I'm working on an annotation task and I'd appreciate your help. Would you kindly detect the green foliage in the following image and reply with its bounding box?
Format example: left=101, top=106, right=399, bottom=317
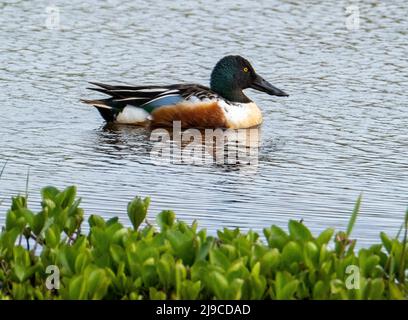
left=127, top=197, right=150, bottom=231
left=0, top=186, right=407, bottom=300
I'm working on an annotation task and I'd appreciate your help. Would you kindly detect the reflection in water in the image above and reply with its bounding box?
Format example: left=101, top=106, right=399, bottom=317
left=97, top=123, right=263, bottom=171
left=149, top=124, right=261, bottom=168
left=93, top=124, right=153, bottom=160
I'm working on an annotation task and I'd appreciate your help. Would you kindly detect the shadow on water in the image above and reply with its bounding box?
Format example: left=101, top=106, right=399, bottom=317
left=93, top=123, right=269, bottom=172
left=92, top=123, right=153, bottom=160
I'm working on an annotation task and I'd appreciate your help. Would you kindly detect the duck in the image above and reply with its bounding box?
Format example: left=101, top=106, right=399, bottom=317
left=81, top=55, right=288, bottom=129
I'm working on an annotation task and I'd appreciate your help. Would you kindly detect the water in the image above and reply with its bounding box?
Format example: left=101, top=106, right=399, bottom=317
left=0, top=0, right=407, bottom=246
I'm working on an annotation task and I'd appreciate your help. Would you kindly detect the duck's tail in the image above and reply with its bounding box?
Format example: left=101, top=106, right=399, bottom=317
left=80, top=98, right=115, bottom=122
left=80, top=98, right=112, bottom=109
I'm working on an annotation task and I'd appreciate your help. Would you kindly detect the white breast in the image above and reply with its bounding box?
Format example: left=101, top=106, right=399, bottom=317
left=219, top=101, right=263, bottom=129
left=116, top=105, right=151, bottom=124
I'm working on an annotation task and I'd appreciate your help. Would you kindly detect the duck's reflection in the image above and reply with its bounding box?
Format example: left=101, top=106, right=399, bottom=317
left=93, top=123, right=152, bottom=157
left=94, top=122, right=262, bottom=170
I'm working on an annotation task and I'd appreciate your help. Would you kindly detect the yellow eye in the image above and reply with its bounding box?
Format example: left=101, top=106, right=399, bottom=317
left=243, top=67, right=249, bottom=73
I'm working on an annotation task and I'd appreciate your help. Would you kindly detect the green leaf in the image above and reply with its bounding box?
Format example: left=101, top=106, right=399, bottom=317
left=127, top=197, right=150, bottom=231
left=288, top=220, right=313, bottom=241
left=217, top=228, right=240, bottom=243
left=260, top=249, right=280, bottom=275
left=41, top=186, right=60, bottom=202
left=313, top=280, right=328, bottom=299
left=347, top=194, right=362, bottom=236
left=22, top=209, right=34, bottom=229
left=68, top=275, right=87, bottom=299
left=11, top=196, right=27, bottom=211
left=13, top=264, right=26, bottom=283
left=304, top=241, right=319, bottom=269
left=109, top=244, right=126, bottom=265
left=167, top=230, right=195, bottom=265
left=316, top=228, right=334, bottom=246
left=195, top=237, right=214, bottom=262
left=87, top=269, right=110, bottom=300
left=281, top=241, right=303, bottom=266
left=210, top=271, right=229, bottom=299
left=5, top=210, right=17, bottom=231
left=248, top=272, right=267, bottom=299
left=263, top=225, right=289, bottom=250
left=57, top=186, right=77, bottom=209
left=157, top=210, right=175, bottom=231
left=368, top=279, right=384, bottom=300
left=157, top=254, right=174, bottom=289
left=209, top=249, right=230, bottom=270
left=45, top=226, right=60, bottom=248
left=149, top=288, right=167, bottom=300
left=0, top=228, right=21, bottom=255
left=229, top=278, right=244, bottom=300
left=363, top=255, right=380, bottom=276
left=141, top=257, right=157, bottom=287
left=227, top=259, right=247, bottom=280
left=251, top=261, right=261, bottom=278
left=180, top=280, right=201, bottom=299
left=88, top=215, right=106, bottom=228
left=75, top=252, right=90, bottom=273
left=175, top=261, right=187, bottom=299
left=279, top=280, right=299, bottom=300
left=389, top=283, right=404, bottom=300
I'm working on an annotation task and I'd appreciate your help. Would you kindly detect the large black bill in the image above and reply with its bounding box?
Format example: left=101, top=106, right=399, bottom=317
left=250, top=74, right=289, bottom=97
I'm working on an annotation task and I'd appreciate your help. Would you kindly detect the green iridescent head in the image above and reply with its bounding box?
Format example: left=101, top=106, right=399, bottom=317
left=210, top=55, right=288, bottom=103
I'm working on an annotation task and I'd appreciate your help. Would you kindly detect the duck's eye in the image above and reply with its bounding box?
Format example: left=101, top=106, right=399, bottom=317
left=243, top=67, right=249, bottom=73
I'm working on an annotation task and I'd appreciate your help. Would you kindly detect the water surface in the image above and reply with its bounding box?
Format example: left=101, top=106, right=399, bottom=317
left=0, top=0, right=407, bottom=246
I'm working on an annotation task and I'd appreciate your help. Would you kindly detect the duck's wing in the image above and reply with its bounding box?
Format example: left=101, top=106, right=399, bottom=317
left=82, top=82, right=220, bottom=113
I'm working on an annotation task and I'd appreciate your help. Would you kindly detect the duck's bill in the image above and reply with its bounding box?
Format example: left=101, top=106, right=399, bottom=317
left=250, top=74, right=289, bottom=97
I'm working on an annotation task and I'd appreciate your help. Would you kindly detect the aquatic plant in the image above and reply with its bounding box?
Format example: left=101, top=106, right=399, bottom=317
left=0, top=186, right=407, bottom=300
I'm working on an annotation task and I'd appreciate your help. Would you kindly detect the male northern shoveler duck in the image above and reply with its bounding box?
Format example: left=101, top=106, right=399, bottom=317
left=81, top=55, right=288, bottom=129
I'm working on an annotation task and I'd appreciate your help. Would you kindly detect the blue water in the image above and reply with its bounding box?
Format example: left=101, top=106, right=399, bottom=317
left=0, top=0, right=407, bottom=246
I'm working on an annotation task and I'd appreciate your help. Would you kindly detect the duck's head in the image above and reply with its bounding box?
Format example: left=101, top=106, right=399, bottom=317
left=210, top=55, right=288, bottom=103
